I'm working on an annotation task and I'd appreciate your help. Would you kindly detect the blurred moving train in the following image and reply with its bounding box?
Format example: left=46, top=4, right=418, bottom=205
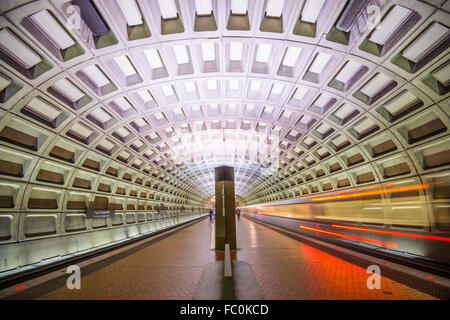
left=241, top=177, right=450, bottom=274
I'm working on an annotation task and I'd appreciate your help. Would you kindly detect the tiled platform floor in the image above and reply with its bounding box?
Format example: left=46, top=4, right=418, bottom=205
left=234, top=217, right=436, bottom=300
left=12, top=217, right=437, bottom=299
left=37, top=219, right=217, bottom=300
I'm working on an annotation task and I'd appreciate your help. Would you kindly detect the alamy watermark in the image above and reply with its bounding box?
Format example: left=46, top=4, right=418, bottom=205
left=366, top=265, right=381, bottom=290
left=66, top=265, right=81, bottom=290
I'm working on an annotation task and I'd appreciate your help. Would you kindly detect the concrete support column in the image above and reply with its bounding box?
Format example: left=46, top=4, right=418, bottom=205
left=215, top=166, right=236, bottom=251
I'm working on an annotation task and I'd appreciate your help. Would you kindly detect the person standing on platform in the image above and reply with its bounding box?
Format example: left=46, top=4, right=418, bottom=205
left=236, top=208, right=240, bottom=220
left=209, top=208, right=213, bottom=221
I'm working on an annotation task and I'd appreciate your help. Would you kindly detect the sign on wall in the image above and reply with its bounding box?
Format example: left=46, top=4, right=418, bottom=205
left=86, top=209, right=115, bottom=219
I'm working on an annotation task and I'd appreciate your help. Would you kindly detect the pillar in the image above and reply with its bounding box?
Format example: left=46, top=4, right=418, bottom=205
left=215, top=166, right=236, bottom=251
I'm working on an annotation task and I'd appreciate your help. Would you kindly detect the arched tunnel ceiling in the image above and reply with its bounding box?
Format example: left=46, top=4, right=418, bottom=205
left=0, top=0, right=449, bottom=203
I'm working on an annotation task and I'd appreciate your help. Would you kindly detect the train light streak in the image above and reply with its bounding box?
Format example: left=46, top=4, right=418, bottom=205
left=310, top=182, right=444, bottom=201
left=298, top=225, right=398, bottom=247
left=302, top=183, right=396, bottom=200
left=331, top=224, right=450, bottom=242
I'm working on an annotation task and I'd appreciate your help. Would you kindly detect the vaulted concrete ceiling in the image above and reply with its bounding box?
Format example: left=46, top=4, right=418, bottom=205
left=0, top=0, right=448, bottom=204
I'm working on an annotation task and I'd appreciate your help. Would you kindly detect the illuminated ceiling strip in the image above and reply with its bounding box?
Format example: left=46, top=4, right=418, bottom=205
left=116, top=0, right=143, bottom=26
left=301, top=0, right=326, bottom=23
left=266, top=0, right=285, bottom=18
left=402, top=22, right=449, bottom=63
left=29, top=10, right=75, bottom=50
left=231, top=0, right=248, bottom=15
left=369, top=5, right=412, bottom=45
left=158, top=0, right=178, bottom=19
left=331, top=224, right=450, bottom=242
left=0, top=28, right=41, bottom=69
left=195, top=0, right=213, bottom=16
left=144, top=49, right=163, bottom=69
left=299, top=225, right=398, bottom=247
left=310, top=182, right=444, bottom=201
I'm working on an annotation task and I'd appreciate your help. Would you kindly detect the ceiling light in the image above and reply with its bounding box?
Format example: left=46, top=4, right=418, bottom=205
left=154, top=112, right=164, bottom=120
left=249, top=80, right=262, bottom=91
left=144, top=49, right=163, bottom=69
left=353, top=118, right=377, bottom=135
left=201, top=42, right=215, bottom=61
left=0, top=28, right=41, bottom=69
left=256, top=43, right=272, bottom=63
left=158, top=0, right=178, bottom=19
left=173, top=45, right=189, bottom=64
left=99, top=139, right=115, bottom=151
left=303, top=136, right=314, bottom=145
left=82, top=65, right=110, bottom=88
left=228, top=79, right=239, bottom=90
left=266, top=0, right=285, bottom=18
left=206, top=79, right=218, bottom=90
left=301, top=0, right=326, bottom=23
left=402, top=22, right=449, bottom=63
left=264, top=106, right=274, bottom=113
left=293, top=87, right=308, bottom=100
left=282, top=110, right=292, bottom=118
left=231, top=0, right=248, bottom=15
left=52, top=78, right=85, bottom=102
left=271, top=83, right=284, bottom=95
left=314, top=94, right=333, bottom=108
left=138, top=90, right=153, bottom=102
left=133, top=118, right=147, bottom=127
left=316, top=123, right=332, bottom=134
left=91, top=108, right=111, bottom=123
left=309, top=52, right=332, bottom=73
left=70, top=123, right=93, bottom=139
left=335, top=60, right=362, bottom=83
left=229, top=42, right=243, bottom=60
left=114, top=97, right=132, bottom=111
left=360, top=73, right=391, bottom=97
left=282, top=47, right=302, bottom=67
left=116, top=0, right=143, bottom=26
left=383, top=90, right=418, bottom=116
left=332, top=135, right=348, bottom=147
left=195, top=0, right=213, bottom=16
left=113, top=55, right=136, bottom=77
left=161, top=84, right=175, bottom=96
left=184, top=81, right=196, bottom=92
left=28, top=10, right=75, bottom=50
left=334, top=103, right=355, bottom=119
left=25, top=97, right=61, bottom=122
left=369, top=5, right=413, bottom=46
left=115, top=127, right=130, bottom=138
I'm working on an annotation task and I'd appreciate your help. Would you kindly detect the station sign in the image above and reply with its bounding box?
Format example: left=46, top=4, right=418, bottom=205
left=86, top=209, right=115, bottom=219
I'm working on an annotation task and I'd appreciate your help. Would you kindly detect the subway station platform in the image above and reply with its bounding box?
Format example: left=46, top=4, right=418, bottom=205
left=1, top=216, right=446, bottom=300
